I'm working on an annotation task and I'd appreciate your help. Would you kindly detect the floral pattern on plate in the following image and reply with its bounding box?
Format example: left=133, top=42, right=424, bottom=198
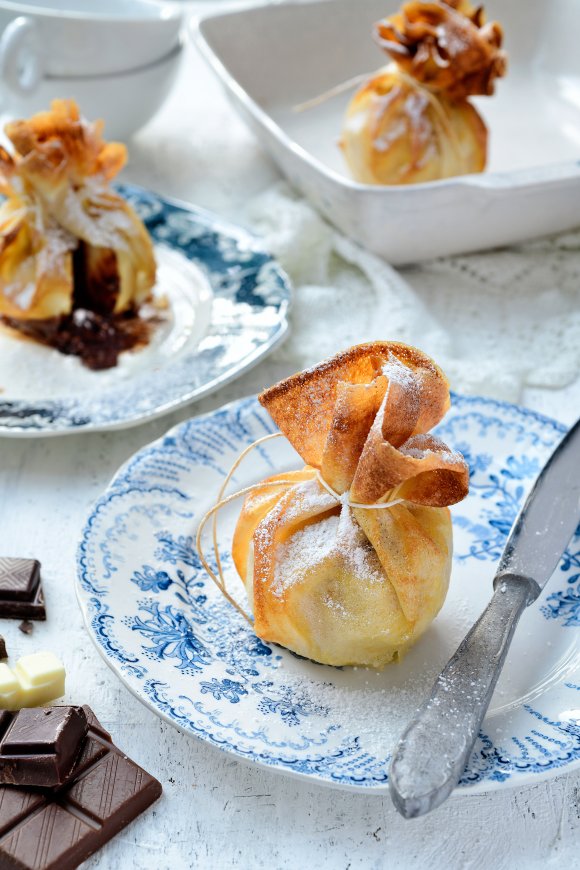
left=76, top=394, right=580, bottom=792
left=0, top=185, right=290, bottom=436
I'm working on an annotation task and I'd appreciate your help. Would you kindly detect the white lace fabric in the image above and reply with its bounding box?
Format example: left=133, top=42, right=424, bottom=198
left=246, top=184, right=580, bottom=404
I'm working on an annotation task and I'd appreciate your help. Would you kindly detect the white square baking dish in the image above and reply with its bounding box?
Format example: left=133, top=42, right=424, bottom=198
left=195, top=0, right=580, bottom=264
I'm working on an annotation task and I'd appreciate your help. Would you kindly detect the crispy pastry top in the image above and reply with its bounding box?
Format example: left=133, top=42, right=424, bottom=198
left=374, top=1, right=507, bottom=100
left=259, top=342, right=469, bottom=507
left=0, top=100, right=155, bottom=320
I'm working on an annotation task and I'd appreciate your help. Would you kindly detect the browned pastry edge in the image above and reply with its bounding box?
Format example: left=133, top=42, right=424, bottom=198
left=374, top=0, right=507, bottom=99
left=259, top=342, right=468, bottom=506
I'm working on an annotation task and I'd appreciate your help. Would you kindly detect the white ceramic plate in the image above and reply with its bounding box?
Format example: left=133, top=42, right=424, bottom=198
left=0, top=184, right=290, bottom=436
left=195, top=0, right=580, bottom=264
left=76, top=393, right=580, bottom=793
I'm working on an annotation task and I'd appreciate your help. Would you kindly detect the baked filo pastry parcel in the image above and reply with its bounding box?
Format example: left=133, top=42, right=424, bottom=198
left=341, top=0, right=506, bottom=184
left=0, top=99, right=155, bottom=321
left=233, top=342, right=469, bottom=668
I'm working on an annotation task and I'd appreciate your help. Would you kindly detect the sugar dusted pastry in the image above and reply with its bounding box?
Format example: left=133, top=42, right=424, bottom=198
left=341, top=66, right=487, bottom=185
left=341, top=0, right=506, bottom=185
left=374, top=0, right=505, bottom=100
left=0, top=99, right=156, bottom=368
left=232, top=342, right=469, bottom=668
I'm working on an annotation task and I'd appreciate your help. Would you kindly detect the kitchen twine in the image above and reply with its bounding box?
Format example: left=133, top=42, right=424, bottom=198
left=293, top=65, right=464, bottom=164
left=195, top=432, right=405, bottom=626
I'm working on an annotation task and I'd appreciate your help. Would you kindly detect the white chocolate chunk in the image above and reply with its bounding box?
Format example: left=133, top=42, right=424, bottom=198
left=15, top=652, right=65, bottom=706
left=0, top=652, right=65, bottom=709
left=15, top=652, right=64, bottom=689
left=0, top=663, right=22, bottom=709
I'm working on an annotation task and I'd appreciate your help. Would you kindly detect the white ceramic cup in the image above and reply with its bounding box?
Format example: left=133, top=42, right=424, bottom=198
left=0, top=0, right=183, bottom=91
left=0, top=44, right=183, bottom=141
left=0, top=0, right=184, bottom=140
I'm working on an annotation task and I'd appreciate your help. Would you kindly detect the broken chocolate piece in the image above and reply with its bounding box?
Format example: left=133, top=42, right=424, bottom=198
left=0, top=706, right=162, bottom=869
left=0, top=706, right=88, bottom=788
left=0, top=558, right=46, bottom=620
left=0, top=638, right=6, bottom=660
left=18, top=621, right=33, bottom=636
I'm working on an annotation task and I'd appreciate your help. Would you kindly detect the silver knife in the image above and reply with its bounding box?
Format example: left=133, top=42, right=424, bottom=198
left=389, top=417, right=580, bottom=819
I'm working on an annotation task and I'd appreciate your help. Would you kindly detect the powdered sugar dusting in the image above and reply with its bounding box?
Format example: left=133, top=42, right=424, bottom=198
left=273, top=513, right=339, bottom=596
left=36, top=221, right=77, bottom=278
left=272, top=499, right=384, bottom=599
left=436, top=20, right=471, bottom=59
left=58, top=183, right=134, bottom=251
left=382, top=351, right=417, bottom=393
left=400, top=433, right=466, bottom=465
left=337, top=500, right=384, bottom=584
left=280, top=477, right=335, bottom=524
left=382, top=351, right=421, bottom=418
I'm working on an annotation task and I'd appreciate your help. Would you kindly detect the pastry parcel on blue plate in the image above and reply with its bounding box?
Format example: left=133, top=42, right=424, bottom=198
left=232, top=342, right=469, bottom=668
left=0, top=99, right=157, bottom=369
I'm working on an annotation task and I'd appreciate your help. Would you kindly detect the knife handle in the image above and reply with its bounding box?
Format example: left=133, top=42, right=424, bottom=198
left=389, top=574, right=533, bottom=818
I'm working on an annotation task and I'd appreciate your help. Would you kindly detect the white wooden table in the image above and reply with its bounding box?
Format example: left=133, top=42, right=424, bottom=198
left=1, top=9, right=579, bottom=868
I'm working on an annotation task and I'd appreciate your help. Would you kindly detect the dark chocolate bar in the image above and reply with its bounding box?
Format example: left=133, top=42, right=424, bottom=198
left=0, top=707, right=88, bottom=788
left=0, top=705, right=162, bottom=869
left=0, top=638, right=6, bottom=660
left=0, top=558, right=46, bottom=620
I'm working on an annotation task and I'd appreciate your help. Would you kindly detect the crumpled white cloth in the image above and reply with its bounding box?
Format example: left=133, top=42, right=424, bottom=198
left=246, top=183, right=580, bottom=402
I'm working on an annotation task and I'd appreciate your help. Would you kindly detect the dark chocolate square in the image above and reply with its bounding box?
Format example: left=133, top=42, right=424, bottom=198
left=69, top=735, right=108, bottom=780
left=0, top=787, right=46, bottom=837
left=0, top=706, right=162, bottom=870
left=0, top=707, right=88, bottom=788
left=0, top=803, right=94, bottom=868
left=0, top=559, right=40, bottom=601
left=0, top=558, right=45, bottom=620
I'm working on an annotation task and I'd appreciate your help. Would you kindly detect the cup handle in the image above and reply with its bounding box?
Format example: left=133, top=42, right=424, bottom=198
left=0, top=16, right=44, bottom=96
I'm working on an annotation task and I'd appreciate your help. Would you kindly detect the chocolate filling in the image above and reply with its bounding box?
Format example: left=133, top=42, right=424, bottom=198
left=3, top=308, right=154, bottom=371
left=1, top=242, right=158, bottom=370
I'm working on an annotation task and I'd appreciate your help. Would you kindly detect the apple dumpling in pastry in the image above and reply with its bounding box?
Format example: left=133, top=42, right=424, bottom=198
left=341, top=0, right=506, bottom=184
left=232, top=342, right=469, bottom=668
left=0, top=99, right=157, bottom=369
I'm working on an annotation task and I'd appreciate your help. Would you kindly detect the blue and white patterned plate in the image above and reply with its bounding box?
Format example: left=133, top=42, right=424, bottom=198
left=0, top=184, right=290, bottom=436
left=76, top=394, right=580, bottom=793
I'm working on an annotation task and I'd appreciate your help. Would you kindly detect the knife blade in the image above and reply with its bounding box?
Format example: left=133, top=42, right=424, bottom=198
left=388, top=417, right=580, bottom=819
left=496, top=417, right=580, bottom=599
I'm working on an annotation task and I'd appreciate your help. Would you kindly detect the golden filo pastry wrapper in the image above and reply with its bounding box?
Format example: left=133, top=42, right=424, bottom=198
left=0, top=99, right=155, bottom=320
left=0, top=187, right=75, bottom=320
left=341, top=1, right=506, bottom=184
left=374, top=0, right=506, bottom=100
left=232, top=342, right=469, bottom=668
left=341, top=65, right=487, bottom=185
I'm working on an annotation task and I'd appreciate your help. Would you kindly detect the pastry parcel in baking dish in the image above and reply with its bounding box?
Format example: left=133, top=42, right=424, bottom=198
left=341, top=0, right=507, bottom=184
left=232, top=343, right=469, bottom=668
left=0, top=99, right=157, bottom=369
